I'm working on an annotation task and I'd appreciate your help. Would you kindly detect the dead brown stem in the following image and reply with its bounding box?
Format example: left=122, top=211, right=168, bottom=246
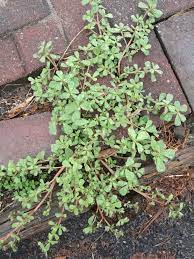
left=100, top=159, right=115, bottom=175
left=137, top=207, right=165, bottom=237
left=132, top=189, right=164, bottom=206
left=47, top=56, right=58, bottom=71
left=97, top=205, right=110, bottom=226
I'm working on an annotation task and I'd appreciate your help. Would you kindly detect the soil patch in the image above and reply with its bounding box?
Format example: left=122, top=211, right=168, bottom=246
left=0, top=194, right=193, bottom=259
left=0, top=83, right=51, bottom=120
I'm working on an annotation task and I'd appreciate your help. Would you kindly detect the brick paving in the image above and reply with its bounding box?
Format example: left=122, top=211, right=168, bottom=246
left=14, top=16, right=67, bottom=73
left=0, top=113, right=56, bottom=165
left=0, top=38, right=25, bottom=85
left=0, top=0, right=50, bottom=36
left=156, top=11, right=194, bottom=110
left=0, top=0, right=193, bottom=164
left=50, top=0, right=88, bottom=41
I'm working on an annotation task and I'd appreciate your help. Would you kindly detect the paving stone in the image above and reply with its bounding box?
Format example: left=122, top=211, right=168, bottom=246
left=0, top=113, right=57, bottom=165
left=51, top=0, right=89, bottom=46
left=0, top=38, right=25, bottom=86
left=14, top=16, right=68, bottom=74
left=103, top=0, right=194, bottom=25
left=0, top=0, right=50, bottom=36
left=156, top=11, right=194, bottom=110
left=157, top=0, right=194, bottom=19
left=131, top=31, right=189, bottom=108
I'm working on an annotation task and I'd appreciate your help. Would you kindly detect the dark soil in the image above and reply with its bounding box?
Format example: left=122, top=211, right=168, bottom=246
left=0, top=82, right=51, bottom=121
left=0, top=83, right=31, bottom=117
left=1, top=195, right=193, bottom=259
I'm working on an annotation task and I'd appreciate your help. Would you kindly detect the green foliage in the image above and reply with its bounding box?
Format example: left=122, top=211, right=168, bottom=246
left=168, top=202, right=184, bottom=219
left=0, top=0, right=187, bottom=254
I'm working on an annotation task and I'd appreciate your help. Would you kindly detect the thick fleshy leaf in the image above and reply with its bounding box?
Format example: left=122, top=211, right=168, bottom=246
left=137, top=131, right=150, bottom=141
left=164, top=149, right=175, bottom=160
left=128, top=128, right=136, bottom=139
left=155, top=158, right=166, bottom=173
left=175, top=114, right=182, bottom=126
left=138, top=2, right=148, bottom=9
left=119, top=186, right=128, bottom=196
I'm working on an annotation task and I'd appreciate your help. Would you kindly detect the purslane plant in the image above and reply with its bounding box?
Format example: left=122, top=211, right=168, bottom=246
left=0, top=0, right=187, bottom=254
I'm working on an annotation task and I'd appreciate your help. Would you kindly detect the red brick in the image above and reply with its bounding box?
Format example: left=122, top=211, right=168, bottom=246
left=102, top=0, right=194, bottom=24
left=0, top=38, right=25, bottom=86
left=0, top=113, right=57, bottom=165
left=14, top=16, right=68, bottom=73
left=0, top=0, right=50, bottom=36
left=51, top=0, right=89, bottom=47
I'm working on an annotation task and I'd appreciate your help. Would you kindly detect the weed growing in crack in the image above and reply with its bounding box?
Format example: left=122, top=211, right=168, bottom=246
left=0, top=0, right=187, bottom=254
